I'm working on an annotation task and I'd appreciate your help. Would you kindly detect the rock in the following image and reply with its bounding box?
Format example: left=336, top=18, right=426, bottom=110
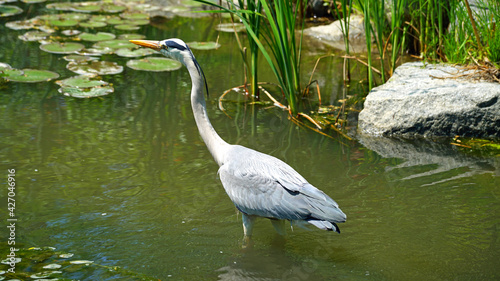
left=303, top=14, right=369, bottom=52
left=358, top=62, right=500, bottom=138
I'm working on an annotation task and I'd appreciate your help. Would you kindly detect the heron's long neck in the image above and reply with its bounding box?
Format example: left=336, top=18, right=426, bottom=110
left=185, top=59, right=228, bottom=166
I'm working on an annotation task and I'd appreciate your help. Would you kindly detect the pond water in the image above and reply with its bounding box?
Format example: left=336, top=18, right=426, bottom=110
left=1, top=3, right=499, bottom=281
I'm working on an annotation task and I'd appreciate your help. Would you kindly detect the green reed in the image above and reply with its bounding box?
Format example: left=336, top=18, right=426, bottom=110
left=195, top=0, right=306, bottom=116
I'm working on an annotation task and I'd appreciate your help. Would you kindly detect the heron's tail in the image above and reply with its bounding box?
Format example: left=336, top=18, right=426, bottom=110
left=306, top=219, right=341, bottom=233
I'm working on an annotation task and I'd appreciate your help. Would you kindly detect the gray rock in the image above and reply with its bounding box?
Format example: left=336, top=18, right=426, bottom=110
left=303, top=14, right=369, bottom=52
left=358, top=62, right=500, bottom=138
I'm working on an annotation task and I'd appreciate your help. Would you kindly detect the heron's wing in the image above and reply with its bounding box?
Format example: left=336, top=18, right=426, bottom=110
left=218, top=145, right=346, bottom=227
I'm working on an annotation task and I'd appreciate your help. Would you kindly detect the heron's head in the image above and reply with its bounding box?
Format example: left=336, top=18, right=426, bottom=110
left=130, top=38, right=193, bottom=65
left=130, top=38, right=209, bottom=96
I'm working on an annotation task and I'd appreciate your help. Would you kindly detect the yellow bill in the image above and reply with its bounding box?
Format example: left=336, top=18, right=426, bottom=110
left=129, top=40, right=161, bottom=51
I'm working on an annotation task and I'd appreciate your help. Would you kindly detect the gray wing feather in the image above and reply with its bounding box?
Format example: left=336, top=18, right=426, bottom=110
left=218, top=145, right=346, bottom=230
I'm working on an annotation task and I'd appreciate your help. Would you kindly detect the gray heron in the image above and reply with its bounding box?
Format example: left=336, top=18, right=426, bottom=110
left=130, top=38, right=346, bottom=244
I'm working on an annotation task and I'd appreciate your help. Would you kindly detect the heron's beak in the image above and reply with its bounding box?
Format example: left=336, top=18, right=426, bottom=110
left=129, top=40, right=161, bottom=51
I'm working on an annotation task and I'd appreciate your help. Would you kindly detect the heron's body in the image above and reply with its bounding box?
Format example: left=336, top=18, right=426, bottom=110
left=130, top=38, right=346, bottom=242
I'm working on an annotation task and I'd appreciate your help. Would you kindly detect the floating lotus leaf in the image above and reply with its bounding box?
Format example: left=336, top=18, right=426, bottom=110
left=46, top=2, right=74, bottom=11
left=78, top=32, right=115, bottom=42
left=3, top=69, right=60, bottom=83
left=102, top=4, right=126, bottom=13
left=60, top=84, right=114, bottom=98
left=5, top=20, right=36, bottom=30
left=93, top=39, right=136, bottom=50
left=90, top=15, right=107, bottom=22
left=114, top=24, right=140, bottom=31
left=40, top=42, right=85, bottom=54
left=115, top=48, right=154, bottom=58
left=59, top=12, right=90, bottom=21
left=0, top=5, right=23, bottom=17
left=118, top=33, right=145, bottom=40
left=49, top=19, right=79, bottom=27
left=120, top=12, right=149, bottom=20
left=124, top=19, right=149, bottom=26
left=62, top=54, right=98, bottom=62
left=79, top=21, right=107, bottom=28
left=0, top=0, right=19, bottom=3
left=1, top=68, right=23, bottom=77
left=22, top=0, right=46, bottom=3
left=0, top=62, right=13, bottom=70
left=18, top=31, right=50, bottom=42
left=37, top=14, right=60, bottom=21
left=67, top=60, right=123, bottom=75
left=72, top=3, right=101, bottom=13
left=126, top=57, right=182, bottom=72
left=77, top=47, right=113, bottom=56
left=188, top=41, right=221, bottom=50
left=61, top=29, right=81, bottom=36
left=106, top=16, right=123, bottom=25
left=216, top=23, right=246, bottom=33
left=56, top=75, right=108, bottom=88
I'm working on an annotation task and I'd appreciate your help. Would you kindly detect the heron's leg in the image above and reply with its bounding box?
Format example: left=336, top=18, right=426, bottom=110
left=270, top=219, right=286, bottom=236
left=242, top=213, right=256, bottom=248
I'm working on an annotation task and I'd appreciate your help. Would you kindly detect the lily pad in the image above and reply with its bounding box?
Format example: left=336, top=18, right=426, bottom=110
left=3, top=68, right=60, bottom=83
left=124, top=19, right=149, bottom=26
left=60, top=12, right=89, bottom=21
left=115, top=48, right=154, bottom=58
left=79, top=21, right=107, bottom=28
left=0, top=5, right=23, bottom=17
left=106, top=16, right=123, bottom=25
left=78, top=32, right=115, bottom=42
left=56, top=75, right=108, bottom=88
left=22, top=0, right=47, bottom=3
left=102, top=4, right=126, bottom=13
left=0, top=62, right=13, bottom=70
left=40, top=42, right=85, bottom=54
left=46, top=2, right=74, bottom=11
left=188, top=41, right=221, bottom=50
left=49, top=19, right=79, bottom=27
left=62, top=54, right=98, bottom=62
left=67, top=60, right=123, bottom=75
left=118, top=33, right=145, bottom=40
left=61, top=29, right=81, bottom=36
left=126, top=57, right=182, bottom=72
left=18, top=31, right=50, bottom=42
left=5, top=19, right=36, bottom=30
left=114, top=24, right=140, bottom=31
left=76, top=47, right=113, bottom=56
left=72, top=3, right=101, bottom=13
left=120, top=12, right=149, bottom=20
left=93, top=39, right=137, bottom=50
left=60, top=85, right=114, bottom=98
left=216, top=23, right=246, bottom=33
